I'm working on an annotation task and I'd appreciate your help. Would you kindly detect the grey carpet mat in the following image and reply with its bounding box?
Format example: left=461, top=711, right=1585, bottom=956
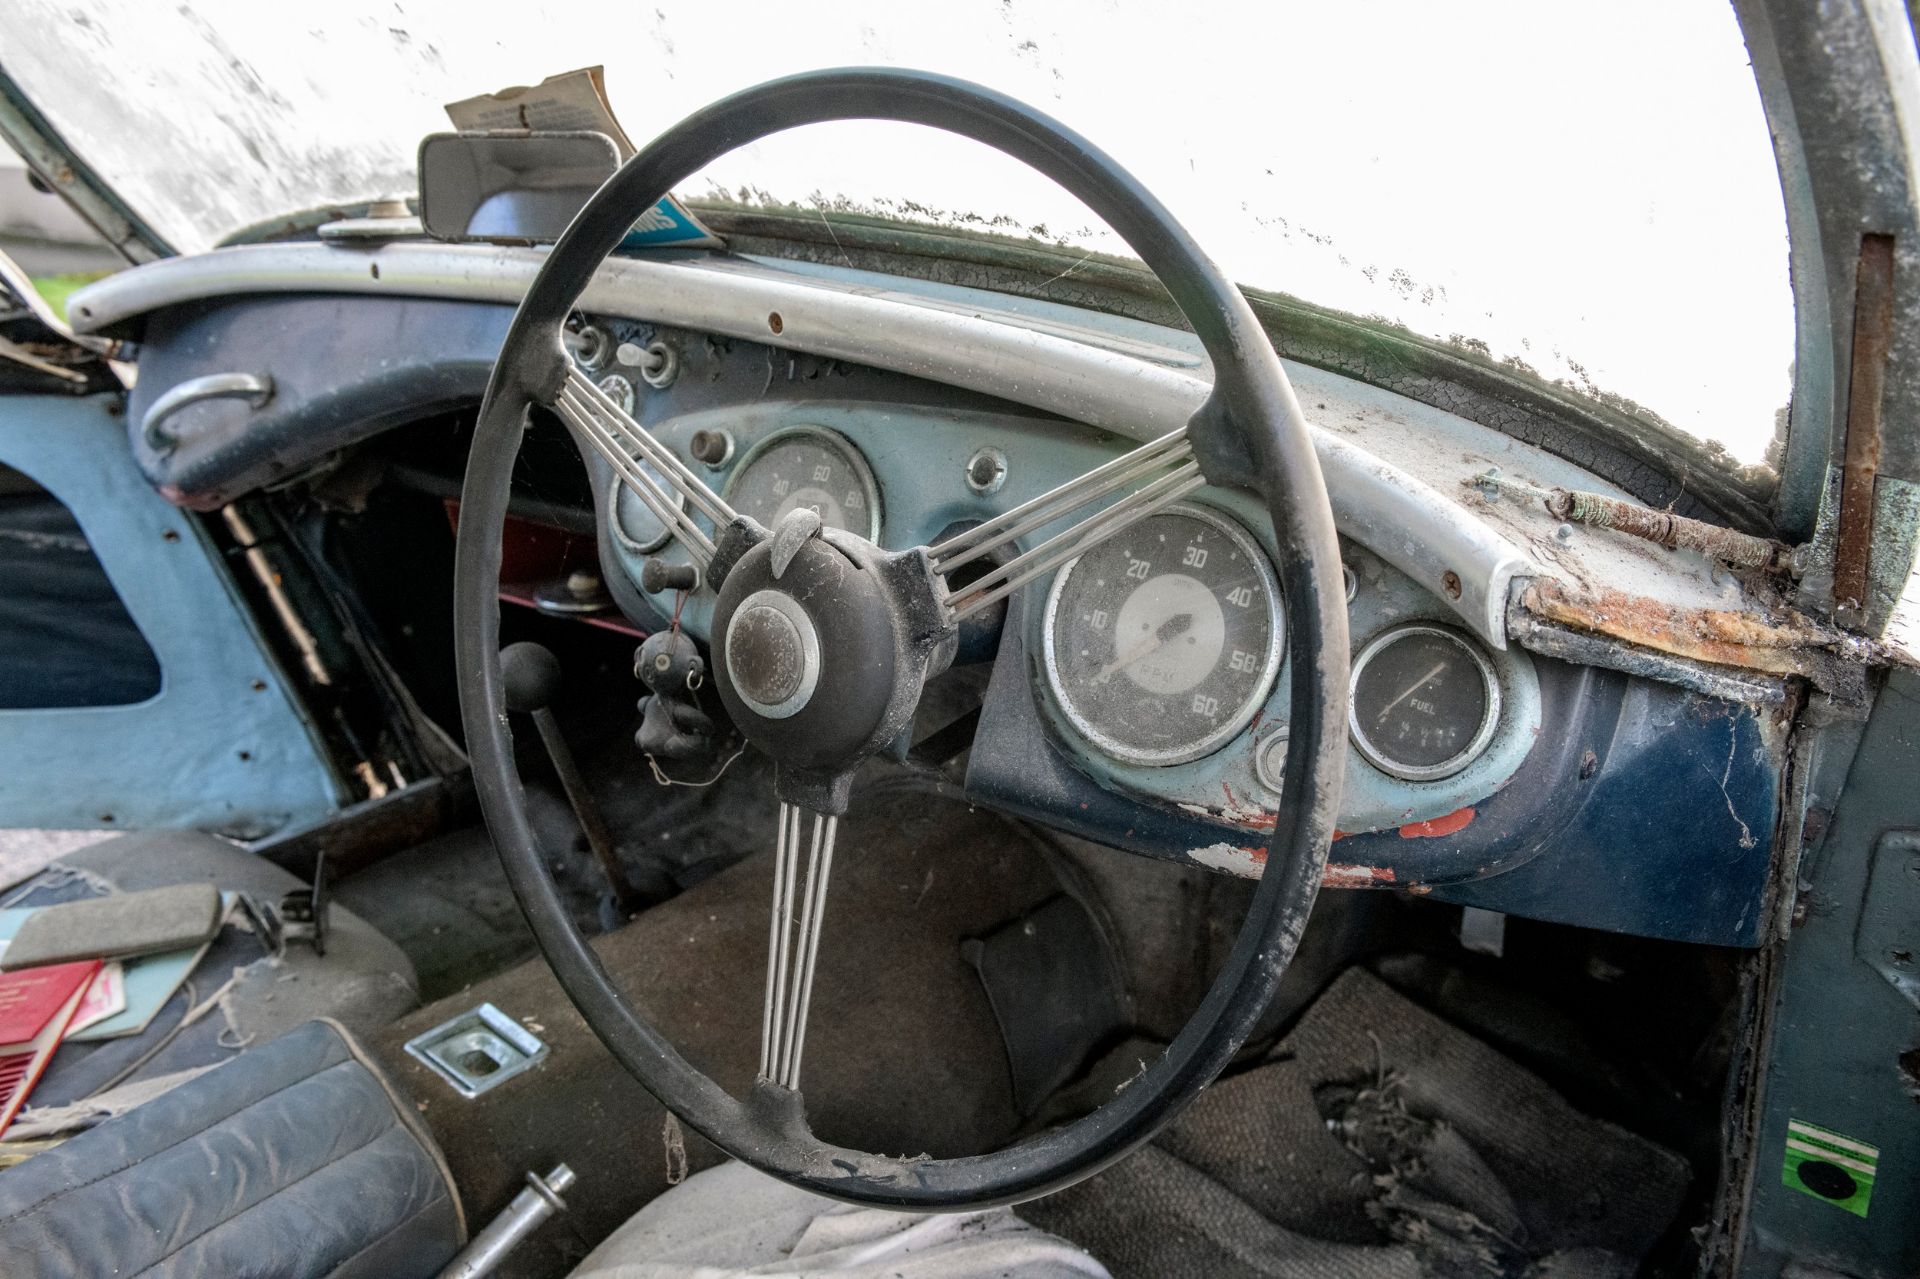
left=1020, top=968, right=1690, bottom=1279
left=370, top=787, right=1069, bottom=1278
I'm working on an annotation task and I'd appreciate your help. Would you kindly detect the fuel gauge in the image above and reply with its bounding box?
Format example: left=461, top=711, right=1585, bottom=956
left=1349, top=624, right=1499, bottom=781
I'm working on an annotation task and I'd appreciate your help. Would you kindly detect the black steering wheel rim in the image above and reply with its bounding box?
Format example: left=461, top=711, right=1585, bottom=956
left=454, top=67, right=1349, bottom=1209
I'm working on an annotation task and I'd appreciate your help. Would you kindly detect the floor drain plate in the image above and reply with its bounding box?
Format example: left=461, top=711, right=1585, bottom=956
left=403, top=1002, right=549, bottom=1098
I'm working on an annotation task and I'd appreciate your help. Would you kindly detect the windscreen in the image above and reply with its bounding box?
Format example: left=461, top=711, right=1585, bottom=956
left=2, top=0, right=1791, bottom=468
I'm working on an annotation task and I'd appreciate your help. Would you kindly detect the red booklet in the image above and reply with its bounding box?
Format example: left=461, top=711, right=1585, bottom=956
left=0, top=959, right=101, bottom=1137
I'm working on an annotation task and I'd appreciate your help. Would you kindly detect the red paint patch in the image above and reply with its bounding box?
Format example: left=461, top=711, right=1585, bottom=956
left=1322, top=863, right=1396, bottom=888
left=1398, top=807, right=1476, bottom=839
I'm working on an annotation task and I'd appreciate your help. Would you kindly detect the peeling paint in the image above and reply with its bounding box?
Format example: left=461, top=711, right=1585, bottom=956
left=1187, top=842, right=1267, bottom=877
left=1398, top=806, right=1476, bottom=839
left=1187, top=844, right=1400, bottom=888
left=1323, top=863, right=1397, bottom=887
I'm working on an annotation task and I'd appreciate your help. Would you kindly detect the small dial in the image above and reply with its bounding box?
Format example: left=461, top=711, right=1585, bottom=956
left=607, top=459, right=684, bottom=555
left=1043, top=505, right=1283, bottom=766
left=723, top=427, right=881, bottom=541
left=1349, top=624, right=1500, bottom=781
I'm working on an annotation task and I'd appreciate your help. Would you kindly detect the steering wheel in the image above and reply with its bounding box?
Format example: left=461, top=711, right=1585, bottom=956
left=454, top=68, right=1349, bottom=1210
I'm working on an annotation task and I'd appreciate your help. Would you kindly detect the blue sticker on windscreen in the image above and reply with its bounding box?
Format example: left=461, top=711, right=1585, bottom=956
left=621, top=196, right=721, bottom=249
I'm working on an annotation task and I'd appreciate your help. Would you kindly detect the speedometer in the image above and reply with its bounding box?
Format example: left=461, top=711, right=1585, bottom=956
left=1042, top=505, right=1283, bottom=766
left=724, top=427, right=881, bottom=541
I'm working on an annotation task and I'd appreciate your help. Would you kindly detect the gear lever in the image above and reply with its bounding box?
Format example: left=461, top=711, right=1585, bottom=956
left=500, top=642, right=643, bottom=913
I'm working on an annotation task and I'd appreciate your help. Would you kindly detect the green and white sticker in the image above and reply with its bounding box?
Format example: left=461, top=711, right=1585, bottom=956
left=1782, top=1118, right=1878, bottom=1218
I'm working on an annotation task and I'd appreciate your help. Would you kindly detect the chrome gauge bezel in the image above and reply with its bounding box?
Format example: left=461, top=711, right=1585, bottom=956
left=1041, top=502, right=1285, bottom=767
left=605, top=459, right=686, bottom=556
left=721, top=425, right=883, bottom=543
left=1348, top=623, right=1501, bottom=782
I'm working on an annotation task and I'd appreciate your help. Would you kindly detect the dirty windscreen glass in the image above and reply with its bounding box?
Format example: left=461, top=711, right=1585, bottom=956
left=4, top=0, right=1791, bottom=468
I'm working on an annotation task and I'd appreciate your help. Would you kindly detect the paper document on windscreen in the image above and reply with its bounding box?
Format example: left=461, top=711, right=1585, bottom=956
left=446, top=67, right=721, bottom=249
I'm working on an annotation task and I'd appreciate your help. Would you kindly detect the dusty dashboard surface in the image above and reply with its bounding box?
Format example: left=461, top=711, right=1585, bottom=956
left=68, top=240, right=1843, bottom=947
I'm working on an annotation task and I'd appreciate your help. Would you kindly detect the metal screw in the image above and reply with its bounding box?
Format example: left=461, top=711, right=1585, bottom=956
left=966, top=447, right=1008, bottom=495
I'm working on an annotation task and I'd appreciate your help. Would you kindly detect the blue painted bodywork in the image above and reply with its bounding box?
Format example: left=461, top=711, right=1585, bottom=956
left=1736, top=669, right=1920, bottom=1273
left=1422, top=685, right=1781, bottom=945
left=0, top=394, right=344, bottom=838
left=969, top=593, right=1780, bottom=947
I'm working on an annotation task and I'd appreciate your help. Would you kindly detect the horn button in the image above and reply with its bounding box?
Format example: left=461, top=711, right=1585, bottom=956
left=724, top=590, right=819, bottom=718
left=711, top=533, right=902, bottom=782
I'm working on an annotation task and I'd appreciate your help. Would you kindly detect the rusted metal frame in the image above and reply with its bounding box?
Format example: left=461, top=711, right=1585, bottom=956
left=1505, top=606, right=1791, bottom=708
left=1514, top=579, right=1884, bottom=708
left=1833, top=234, right=1895, bottom=621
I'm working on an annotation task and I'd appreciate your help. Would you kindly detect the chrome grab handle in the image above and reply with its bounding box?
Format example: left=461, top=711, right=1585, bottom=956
left=142, top=372, right=273, bottom=451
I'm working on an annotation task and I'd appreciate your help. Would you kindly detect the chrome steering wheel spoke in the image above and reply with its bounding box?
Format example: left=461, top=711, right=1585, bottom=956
left=928, top=426, right=1204, bottom=621
left=552, top=364, right=734, bottom=567
left=759, top=801, right=839, bottom=1091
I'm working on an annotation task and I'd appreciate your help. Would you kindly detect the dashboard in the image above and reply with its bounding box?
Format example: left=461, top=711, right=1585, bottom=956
left=582, top=320, right=1544, bottom=847
left=74, top=242, right=1790, bottom=949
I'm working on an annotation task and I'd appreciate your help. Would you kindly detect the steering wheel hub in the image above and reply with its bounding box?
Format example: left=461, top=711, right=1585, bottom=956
left=710, top=534, right=905, bottom=789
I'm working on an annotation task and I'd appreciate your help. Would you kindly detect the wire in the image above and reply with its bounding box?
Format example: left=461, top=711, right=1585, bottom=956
left=645, top=743, right=747, bottom=789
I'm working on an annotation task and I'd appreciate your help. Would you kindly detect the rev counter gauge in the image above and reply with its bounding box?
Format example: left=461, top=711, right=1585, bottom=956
left=1349, top=624, right=1499, bottom=781
left=723, top=427, right=881, bottom=542
left=1043, top=505, right=1283, bottom=766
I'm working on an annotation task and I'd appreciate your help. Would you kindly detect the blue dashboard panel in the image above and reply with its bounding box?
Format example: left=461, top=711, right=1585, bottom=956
left=597, top=347, right=1539, bottom=834
left=588, top=324, right=1781, bottom=947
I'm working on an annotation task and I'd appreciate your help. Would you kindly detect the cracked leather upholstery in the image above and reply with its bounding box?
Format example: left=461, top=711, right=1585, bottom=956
left=0, top=1019, right=463, bottom=1278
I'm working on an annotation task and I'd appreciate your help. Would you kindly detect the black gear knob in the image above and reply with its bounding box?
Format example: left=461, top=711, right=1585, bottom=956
left=500, top=641, right=563, bottom=714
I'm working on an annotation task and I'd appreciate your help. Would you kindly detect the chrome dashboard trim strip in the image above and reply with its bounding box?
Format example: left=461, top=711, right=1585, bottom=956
left=70, top=242, right=1537, bottom=646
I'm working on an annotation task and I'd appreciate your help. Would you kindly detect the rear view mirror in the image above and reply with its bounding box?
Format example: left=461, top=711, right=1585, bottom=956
left=416, top=131, right=620, bottom=244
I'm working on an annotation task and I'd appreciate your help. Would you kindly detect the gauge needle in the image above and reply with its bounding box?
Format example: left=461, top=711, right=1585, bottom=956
left=1375, top=662, right=1447, bottom=723
left=1092, top=612, right=1193, bottom=685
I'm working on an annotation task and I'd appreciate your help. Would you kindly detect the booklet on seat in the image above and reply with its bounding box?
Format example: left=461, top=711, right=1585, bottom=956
left=0, top=959, right=101, bottom=1136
